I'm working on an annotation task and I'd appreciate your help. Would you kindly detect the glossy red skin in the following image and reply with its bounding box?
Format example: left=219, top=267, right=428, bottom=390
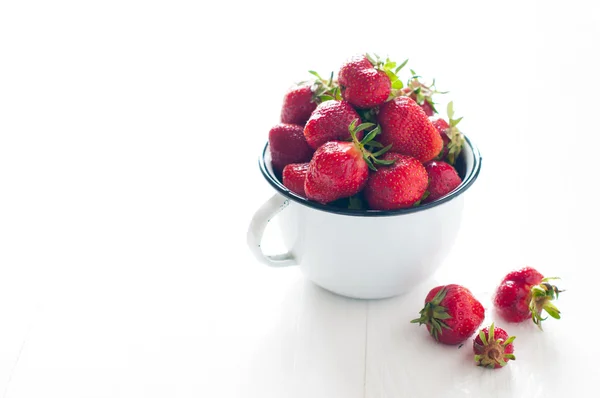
left=430, top=117, right=451, bottom=159
left=377, top=96, right=443, bottom=163
left=494, top=267, right=544, bottom=323
left=423, top=161, right=462, bottom=203
left=338, top=55, right=391, bottom=109
left=425, top=284, right=485, bottom=345
left=304, top=141, right=368, bottom=204
left=364, top=153, right=428, bottom=210
left=420, top=101, right=434, bottom=116
left=473, top=326, right=515, bottom=369
left=269, top=123, right=314, bottom=173
left=282, top=163, right=309, bottom=197
left=280, top=84, right=317, bottom=125
left=304, top=100, right=362, bottom=150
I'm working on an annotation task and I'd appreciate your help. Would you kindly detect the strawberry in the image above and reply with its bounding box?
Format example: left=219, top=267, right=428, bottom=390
left=422, top=161, right=462, bottom=203
left=400, top=72, right=445, bottom=116
left=430, top=102, right=465, bottom=165
left=268, top=123, right=314, bottom=173
left=364, top=153, right=428, bottom=210
left=280, top=83, right=318, bottom=125
left=411, top=284, right=485, bottom=345
left=493, top=266, right=563, bottom=330
left=338, top=55, right=391, bottom=109
left=303, top=100, right=363, bottom=150
left=304, top=122, right=393, bottom=204
left=377, top=96, right=443, bottom=163
left=282, top=163, right=309, bottom=197
left=430, top=117, right=451, bottom=158
left=473, top=323, right=516, bottom=369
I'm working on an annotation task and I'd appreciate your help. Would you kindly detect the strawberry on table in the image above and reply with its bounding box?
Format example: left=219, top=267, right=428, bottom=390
left=377, top=96, right=443, bottom=163
left=268, top=123, right=314, bottom=173
left=282, top=163, right=309, bottom=197
left=423, top=160, right=462, bottom=203
left=304, top=121, right=393, bottom=204
left=473, top=323, right=516, bottom=369
left=493, top=267, right=564, bottom=330
left=364, top=153, right=428, bottom=210
left=303, top=100, right=363, bottom=150
left=411, top=284, right=485, bottom=345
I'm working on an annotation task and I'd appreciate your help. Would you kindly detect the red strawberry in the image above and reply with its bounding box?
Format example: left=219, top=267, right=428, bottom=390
left=411, top=284, right=485, bottom=345
left=430, top=102, right=465, bottom=164
left=304, top=122, right=392, bottom=204
left=377, top=96, right=443, bottom=163
left=400, top=74, right=442, bottom=116
left=364, top=153, right=428, bottom=210
left=303, top=100, right=362, bottom=150
left=431, top=117, right=451, bottom=158
left=338, top=55, right=391, bottom=109
left=282, top=163, right=309, bottom=197
left=423, top=161, right=462, bottom=203
left=280, top=83, right=318, bottom=125
left=493, top=266, right=563, bottom=329
left=305, top=141, right=368, bottom=204
left=473, top=323, right=516, bottom=369
left=269, top=123, right=314, bottom=173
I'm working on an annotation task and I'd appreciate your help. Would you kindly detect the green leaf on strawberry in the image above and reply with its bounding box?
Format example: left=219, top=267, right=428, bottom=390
left=445, top=101, right=465, bottom=165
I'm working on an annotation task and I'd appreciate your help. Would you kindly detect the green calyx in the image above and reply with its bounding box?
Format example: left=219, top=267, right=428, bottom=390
left=308, top=70, right=341, bottom=103
left=413, top=190, right=430, bottom=207
left=529, top=277, right=564, bottom=330
left=401, top=70, right=448, bottom=113
left=348, top=119, right=394, bottom=171
left=410, top=287, right=452, bottom=341
left=474, top=323, right=516, bottom=369
left=445, top=101, right=465, bottom=165
left=365, top=53, right=408, bottom=99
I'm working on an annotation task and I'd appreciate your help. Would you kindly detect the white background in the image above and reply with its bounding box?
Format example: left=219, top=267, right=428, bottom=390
left=1, top=0, right=599, bottom=397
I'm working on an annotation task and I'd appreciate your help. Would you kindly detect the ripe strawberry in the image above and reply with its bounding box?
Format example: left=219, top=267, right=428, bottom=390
left=473, top=323, right=516, bottom=369
left=377, top=96, right=443, bottom=163
left=423, top=161, right=462, bottom=203
left=364, top=153, right=428, bottom=210
left=400, top=73, right=444, bottom=116
left=338, top=55, right=391, bottom=109
left=493, top=267, right=563, bottom=330
left=305, top=122, right=393, bottom=204
left=282, top=163, right=309, bottom=197
left=280, top=83, right=318, bottom=125
left=303, top=100, right=363, bottom=150
left=430, top=102, right=465, bottom=164
left=269, top=123, right=314, bottom=173
left=430, top=117, right=451, bottom=158
left=411, top=284, right=485, bottom=345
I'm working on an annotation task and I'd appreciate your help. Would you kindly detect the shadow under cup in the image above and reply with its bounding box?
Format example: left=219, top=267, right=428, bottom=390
left=252, top=136, right=482, bottom=299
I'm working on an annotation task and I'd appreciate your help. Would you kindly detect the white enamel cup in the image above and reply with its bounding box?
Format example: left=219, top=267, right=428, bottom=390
left=247, top=136, right=482, bottom=299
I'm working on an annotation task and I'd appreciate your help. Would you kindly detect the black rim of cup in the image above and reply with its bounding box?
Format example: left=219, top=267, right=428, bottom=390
left=259, top=135, right=482, bottom=217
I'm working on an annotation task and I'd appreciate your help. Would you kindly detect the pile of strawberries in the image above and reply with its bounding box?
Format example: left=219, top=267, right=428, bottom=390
left=269, top=54, right=465, bottom=210
left=412, top=266, right=564, bottom=369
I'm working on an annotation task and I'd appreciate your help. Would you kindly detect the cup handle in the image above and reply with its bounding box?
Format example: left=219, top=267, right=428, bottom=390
left=247, top=194, right=297, bottom=267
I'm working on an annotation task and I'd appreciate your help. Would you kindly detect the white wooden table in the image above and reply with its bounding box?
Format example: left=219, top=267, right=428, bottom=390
left=1, top=1, right=599, bottom=397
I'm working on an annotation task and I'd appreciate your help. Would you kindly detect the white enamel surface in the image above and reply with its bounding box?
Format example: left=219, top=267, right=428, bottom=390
left=278, top=197, right=465, bottom=299
left=247, top=194, right=296, bottom=267
left=2, top=1, right=600, bottom=397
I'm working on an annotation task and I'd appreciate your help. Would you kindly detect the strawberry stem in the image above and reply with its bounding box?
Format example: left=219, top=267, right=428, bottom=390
left=410, top=287, right=453, bottom=341
left=528, top=279, right=564, bottom=330
left=348, top=120, right=394, bottom=171
left=474, top=323, right=516, bottom=369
